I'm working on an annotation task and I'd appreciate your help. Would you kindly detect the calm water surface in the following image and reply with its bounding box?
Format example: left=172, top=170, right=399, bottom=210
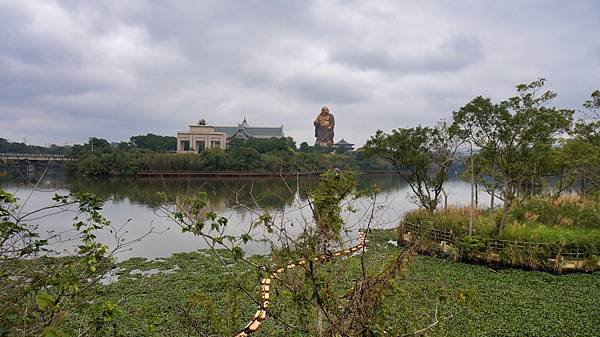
left=1, top=172, right=480, bottom=259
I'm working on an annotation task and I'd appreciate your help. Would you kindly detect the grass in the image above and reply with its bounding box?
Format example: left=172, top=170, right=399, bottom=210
left=57, top=234, right=600, bottom=337
left=404, top=195, right=600, bottom=246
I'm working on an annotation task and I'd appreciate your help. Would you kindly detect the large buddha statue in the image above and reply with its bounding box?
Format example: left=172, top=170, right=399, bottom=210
left=314, top=106, right=335, bottom=147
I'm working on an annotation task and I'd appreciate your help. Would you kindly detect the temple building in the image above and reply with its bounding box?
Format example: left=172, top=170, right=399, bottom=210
left=334, top=138, right=355, bottom=151
left=176, top=118, right=284, bottom=153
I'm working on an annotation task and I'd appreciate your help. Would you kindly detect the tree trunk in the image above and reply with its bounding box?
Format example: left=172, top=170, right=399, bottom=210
left=490, top=154, right=497, bottom=209
left=469, top=145, right=475, bottom=235
left=499, top=199, right=510, bottom=237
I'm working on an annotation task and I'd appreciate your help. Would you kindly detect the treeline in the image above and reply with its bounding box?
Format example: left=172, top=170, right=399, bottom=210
left=66, top=134, right=177, bottom=156
left=66, top=136, right=392, bottom=177
left=0, top=134, right=176, bottom=155
left=0, top=138, right=70, bottom=154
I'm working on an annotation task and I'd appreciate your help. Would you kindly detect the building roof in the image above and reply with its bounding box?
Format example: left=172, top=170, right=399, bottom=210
left=335, top=138, right=354, bottom=146
left=213, top=119, right=284, bottom=139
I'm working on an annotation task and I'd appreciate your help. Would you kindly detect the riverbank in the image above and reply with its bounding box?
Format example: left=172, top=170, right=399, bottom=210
left=135, top=169, right=398, bottom=179
left=400, top=197, right=600, bottom=272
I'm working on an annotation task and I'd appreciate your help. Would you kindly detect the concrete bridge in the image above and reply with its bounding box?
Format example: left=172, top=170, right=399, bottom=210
left=0, top=153, right=76, bottom=178
left=0, top=152, right=75, bottom=162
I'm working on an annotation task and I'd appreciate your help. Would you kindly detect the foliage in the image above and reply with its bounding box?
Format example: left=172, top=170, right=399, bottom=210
left=0, top=190, right=119, bottom=336
left=309, top=170, right=358, bottom=242
left=452, top=78, right=574, bottom=235
left=403, top=195, right=600, bottom=270
left=130, top=134, right=176, bottom=152
left=0, top=138, right=70, bottom=155
left=65, top=145, right=392, bottom=178
left=364, top=122, right=461, bottom=211
left=509, top=195, right=600, bottom=229
left=228, top=137, right=296, bottom=153
left=66, top=138, right=112, bottom=158
left=299, top=141, right=310, bottom=153
left=405, top=195, right=600, bottom=246
left=49, top=242, right=600, bottom=337
left=582, top=89, right=600, bottom=120
left=405, top=207, right=496, bottom=237
left=564, top=90, right=600, bottom=192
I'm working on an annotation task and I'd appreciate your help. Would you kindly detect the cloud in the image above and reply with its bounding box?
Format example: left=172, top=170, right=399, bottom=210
left=0, top=0, right=598, bottom=147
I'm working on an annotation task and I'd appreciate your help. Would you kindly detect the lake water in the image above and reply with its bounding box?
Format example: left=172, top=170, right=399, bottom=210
left=1, top=171, right=482, bottom=259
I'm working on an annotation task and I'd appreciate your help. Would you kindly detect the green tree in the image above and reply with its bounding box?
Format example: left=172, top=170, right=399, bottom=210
left=0, top=138, right=69, bottom=155
left=299, top=141, right=310, bottom=153
left=567, top=90, right=600, bottom=192
left=453, top=78, right=573, bottom=236
left=198, top=147, right=228, bottom=170
left=334, top=146, right=348, bottom=154
left=364, top=122, right=461, bottom=212
left=130, top=134, right=177, bottom=152
left=226, top=147, right=264, bottom=171
left=228, top=137, right=296, bottom=153
left=583, top=89, right=600, bottom=120
left=88, top=137, right=111, bottom=151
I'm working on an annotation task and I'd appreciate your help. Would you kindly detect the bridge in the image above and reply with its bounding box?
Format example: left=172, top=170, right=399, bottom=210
left=0, top=152, right=75, bottom=162
left=0, top=153, right=76, bottom=178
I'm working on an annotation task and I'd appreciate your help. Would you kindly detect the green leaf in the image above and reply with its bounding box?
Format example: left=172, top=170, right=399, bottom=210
left=41, top=327, right=63, bottom=337
left=36, top=292, right=54, bottom=309
left=240, top=233, right=252, bottom=244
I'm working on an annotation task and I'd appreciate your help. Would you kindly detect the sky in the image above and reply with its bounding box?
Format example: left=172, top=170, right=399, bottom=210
left=1, top=0, right=599, bottom=147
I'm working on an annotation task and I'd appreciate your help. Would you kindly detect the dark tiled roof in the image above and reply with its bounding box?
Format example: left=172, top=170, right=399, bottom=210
left=213, top=126, right=238, bottom=135
left=335, top=138, right=354, bottom=146
left=214, top=126, right=284, bottom=138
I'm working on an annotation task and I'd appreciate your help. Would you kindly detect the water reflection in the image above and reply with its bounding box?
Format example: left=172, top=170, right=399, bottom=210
left=1, top=171, right=477, bottom=259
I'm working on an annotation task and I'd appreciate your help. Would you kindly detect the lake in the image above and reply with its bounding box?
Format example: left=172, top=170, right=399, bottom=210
left=1, top=171, right=482, bottom=259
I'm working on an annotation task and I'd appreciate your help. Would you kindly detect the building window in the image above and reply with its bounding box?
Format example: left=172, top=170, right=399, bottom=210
left=196, top=140, right=205, bottom=152
left=211, top=140, right=221, bottom=148
left=181, top=140, right=190, bottom=151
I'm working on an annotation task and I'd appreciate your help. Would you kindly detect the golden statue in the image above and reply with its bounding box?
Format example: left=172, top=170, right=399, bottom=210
left=314, top=106, right=335, bottom=146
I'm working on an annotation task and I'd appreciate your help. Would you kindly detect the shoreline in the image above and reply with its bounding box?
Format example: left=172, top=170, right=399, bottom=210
left=135, top=170, right=399, bottom=180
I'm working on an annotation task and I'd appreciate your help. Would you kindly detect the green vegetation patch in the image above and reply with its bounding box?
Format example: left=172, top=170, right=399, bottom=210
left=405, top=195, right=600, bottom=247
left=72, top=240, right=600, bottom=337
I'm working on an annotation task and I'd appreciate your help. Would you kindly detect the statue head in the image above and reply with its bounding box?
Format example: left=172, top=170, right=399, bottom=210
left=320, top=106, right=330, bottom=115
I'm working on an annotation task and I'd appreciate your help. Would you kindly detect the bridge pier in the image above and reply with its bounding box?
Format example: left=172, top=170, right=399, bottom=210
left=27, top=160, right=36, bottom=176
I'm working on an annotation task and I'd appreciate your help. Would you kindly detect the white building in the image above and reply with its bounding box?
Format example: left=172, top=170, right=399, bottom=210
left=176, top=118, right=284, bottom=153
left=176, top=124, right=227, bottom=153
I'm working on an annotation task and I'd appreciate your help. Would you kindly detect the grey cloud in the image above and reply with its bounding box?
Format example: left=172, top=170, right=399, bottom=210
left=0, top=0, right=598, bottom=146
left=281, top=72, right=370, bottom=104
left=331, top=35, right=483, bottom=74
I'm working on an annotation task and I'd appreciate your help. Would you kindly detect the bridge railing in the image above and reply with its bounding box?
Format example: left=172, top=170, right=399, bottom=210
left=0, top=153, right=75, bottom=160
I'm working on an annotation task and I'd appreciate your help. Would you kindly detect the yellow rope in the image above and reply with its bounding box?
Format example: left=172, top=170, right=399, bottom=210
left=234, top=230, right=368, bottom=337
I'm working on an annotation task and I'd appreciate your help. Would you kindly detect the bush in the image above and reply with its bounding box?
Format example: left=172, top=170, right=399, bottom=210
left=509, top=195, right=600, bottom=229
left=404, top=207, right=495, bottom=237
left=1, top=190, right=119, bottom=335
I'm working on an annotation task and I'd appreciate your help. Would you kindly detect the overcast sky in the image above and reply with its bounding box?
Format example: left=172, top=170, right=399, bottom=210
left=1, top=0, right=599, bottom=147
